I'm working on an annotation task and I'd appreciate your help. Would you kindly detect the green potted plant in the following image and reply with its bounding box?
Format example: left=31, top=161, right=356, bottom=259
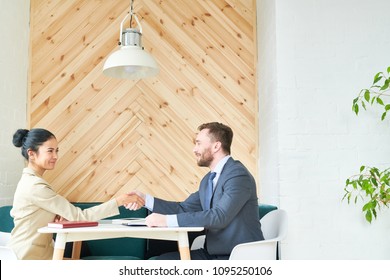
left=343, top=66, right=390, bottom=223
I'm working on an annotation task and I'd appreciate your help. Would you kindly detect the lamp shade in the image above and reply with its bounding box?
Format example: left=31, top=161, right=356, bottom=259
left=103, top=10, right=159, bottom=80
left=103, top=45, right=159, bottom=79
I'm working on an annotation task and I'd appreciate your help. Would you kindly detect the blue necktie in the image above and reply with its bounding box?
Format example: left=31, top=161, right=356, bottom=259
left=204, top=172, right=216, bottom=210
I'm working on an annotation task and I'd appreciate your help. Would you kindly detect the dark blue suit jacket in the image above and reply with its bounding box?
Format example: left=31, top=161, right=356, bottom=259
left=153, top=157, right=264, bottom=255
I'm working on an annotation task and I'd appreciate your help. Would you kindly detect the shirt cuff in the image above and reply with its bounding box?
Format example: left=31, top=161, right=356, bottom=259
left=166, top=215, right=179, bottom=227
left=145, top=194, right=154, bottom=211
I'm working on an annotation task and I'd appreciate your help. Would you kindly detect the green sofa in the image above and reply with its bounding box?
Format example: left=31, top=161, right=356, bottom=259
left=0, top=203, right=277, bottom=260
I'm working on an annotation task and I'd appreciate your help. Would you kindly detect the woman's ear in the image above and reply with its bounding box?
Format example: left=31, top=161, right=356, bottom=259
left=27, top=149, right=35, bottom=160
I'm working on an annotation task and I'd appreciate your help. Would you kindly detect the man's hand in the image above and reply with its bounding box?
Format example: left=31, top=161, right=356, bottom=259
left=145, top=213, right=167, bottom=227
left=116, top=192, right=145, bottom=209
left=124, top=190, right=146, bottom=210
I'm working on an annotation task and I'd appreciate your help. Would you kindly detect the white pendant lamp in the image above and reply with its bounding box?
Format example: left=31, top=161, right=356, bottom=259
left=103, top=0, right=159, bottom=80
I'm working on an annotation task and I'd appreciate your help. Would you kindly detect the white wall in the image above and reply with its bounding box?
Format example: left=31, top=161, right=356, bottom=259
left=0, top=0, right=30, bottom=206
left=258, top=0, right=390, bottom=259
left=257, top=0, right=279, bottom=207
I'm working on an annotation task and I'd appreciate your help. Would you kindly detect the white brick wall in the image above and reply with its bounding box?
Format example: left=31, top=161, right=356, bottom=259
left=258, top=0, right=390, bottom=259
left=0, top=0, right=29, bottom=206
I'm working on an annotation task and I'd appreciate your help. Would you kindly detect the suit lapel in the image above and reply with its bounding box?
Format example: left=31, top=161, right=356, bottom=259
left=210, top=157, right=234, bottom=204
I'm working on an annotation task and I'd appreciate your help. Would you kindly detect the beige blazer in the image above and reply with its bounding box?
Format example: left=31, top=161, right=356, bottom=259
left=9, top=168, right=119, bottom=260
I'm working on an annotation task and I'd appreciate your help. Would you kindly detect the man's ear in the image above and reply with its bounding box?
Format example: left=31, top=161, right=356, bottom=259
left=213, top=141, right=222, bottom=152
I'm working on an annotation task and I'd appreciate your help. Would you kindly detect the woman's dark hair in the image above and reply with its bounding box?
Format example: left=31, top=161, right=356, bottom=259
left=198, top=122, right=233, bottom=154
left=13, top=128, right=56, bottom=160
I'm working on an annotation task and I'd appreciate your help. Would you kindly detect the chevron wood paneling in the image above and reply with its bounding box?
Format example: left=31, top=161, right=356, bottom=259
left=29, top=0, right=257, bottom=202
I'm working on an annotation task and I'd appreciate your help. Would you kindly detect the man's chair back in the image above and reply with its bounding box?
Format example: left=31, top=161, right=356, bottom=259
left=229, top=209, right=288, bottom=260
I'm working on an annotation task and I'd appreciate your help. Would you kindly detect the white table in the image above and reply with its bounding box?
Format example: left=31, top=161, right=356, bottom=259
left=38, top=223, right=203, bottom=260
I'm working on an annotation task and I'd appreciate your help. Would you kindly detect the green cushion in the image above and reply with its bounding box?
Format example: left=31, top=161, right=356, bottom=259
left=0, top=206, right=14, bottom=232
left=82, top=236, right=146, bottom=259
left=82, top=255, right=141, bottom=260
left=258, top=203, right=277, bottom=220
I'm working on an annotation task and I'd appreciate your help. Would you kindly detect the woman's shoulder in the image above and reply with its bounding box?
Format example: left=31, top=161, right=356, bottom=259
left=21, top=168, right=51, bottom=187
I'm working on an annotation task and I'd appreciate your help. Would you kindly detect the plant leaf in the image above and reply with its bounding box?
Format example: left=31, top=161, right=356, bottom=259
left=372, top=208, right=377, bottom=219
left=353, top=103, right=359, bottom=115
left=380, top=79, right=389, bottom=91
left=377, top=97, right=384, bottom=106
left=364, top=90, right=370, bottom=102
left=373, top=72, right=383, bottom=84
left=362, top=201, right=371, bottom=211
left=362, top=101, right=367, bottom=110
left=365, top=209, right=372, bottom=223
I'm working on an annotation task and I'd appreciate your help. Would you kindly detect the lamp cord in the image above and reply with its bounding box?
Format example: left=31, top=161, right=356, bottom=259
left=129, top=0, right=134, bottom=28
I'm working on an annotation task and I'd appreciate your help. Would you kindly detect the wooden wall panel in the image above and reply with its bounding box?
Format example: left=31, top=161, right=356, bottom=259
left=29, top=0, right=257, bottom=202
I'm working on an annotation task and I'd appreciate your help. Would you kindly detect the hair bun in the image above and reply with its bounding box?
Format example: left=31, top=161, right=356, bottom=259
left=12, top=129, right=29, bottom=148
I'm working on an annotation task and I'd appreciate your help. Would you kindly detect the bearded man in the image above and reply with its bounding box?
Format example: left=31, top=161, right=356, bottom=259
left=127, top=122, right=264, bottom=260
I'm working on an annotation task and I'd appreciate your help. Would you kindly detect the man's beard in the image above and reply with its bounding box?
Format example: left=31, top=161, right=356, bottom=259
left=197, top=149, right=213, bottom=167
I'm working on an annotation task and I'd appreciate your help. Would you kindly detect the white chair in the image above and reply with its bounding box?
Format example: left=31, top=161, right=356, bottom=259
left=230, top=209, right=288, bottom=260
left=0, top=231, right=11, bottom=246
left=0, top=231, right=17, bottom=260
left=190, top=209, right=288, bottom=260
left=0, top=246, right=17, bottom=260
left=191, top=235, right=205, bottom=250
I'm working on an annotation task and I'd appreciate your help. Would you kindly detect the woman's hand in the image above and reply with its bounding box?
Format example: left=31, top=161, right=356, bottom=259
left=124, top=191, right=146, bottom=210
left=116, top=192, right=145, bottom=209
left=53, top=215, right=67, bottom=222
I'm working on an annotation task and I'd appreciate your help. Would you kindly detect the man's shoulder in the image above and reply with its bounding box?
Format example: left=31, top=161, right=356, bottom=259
left=222, top=158, right=250, bottom=174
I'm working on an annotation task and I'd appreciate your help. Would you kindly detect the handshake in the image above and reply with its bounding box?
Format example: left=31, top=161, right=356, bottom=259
left=116, top=191, right=168, bottom=227
left=116, top=190, right=146, bottom=210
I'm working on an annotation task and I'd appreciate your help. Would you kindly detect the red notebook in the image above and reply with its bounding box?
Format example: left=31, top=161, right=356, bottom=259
left=47, top=220, right=98, bottom=228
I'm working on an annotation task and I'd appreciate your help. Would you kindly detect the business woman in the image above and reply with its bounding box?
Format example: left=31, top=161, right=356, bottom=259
left=9, top=128, right=144, bottom=260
